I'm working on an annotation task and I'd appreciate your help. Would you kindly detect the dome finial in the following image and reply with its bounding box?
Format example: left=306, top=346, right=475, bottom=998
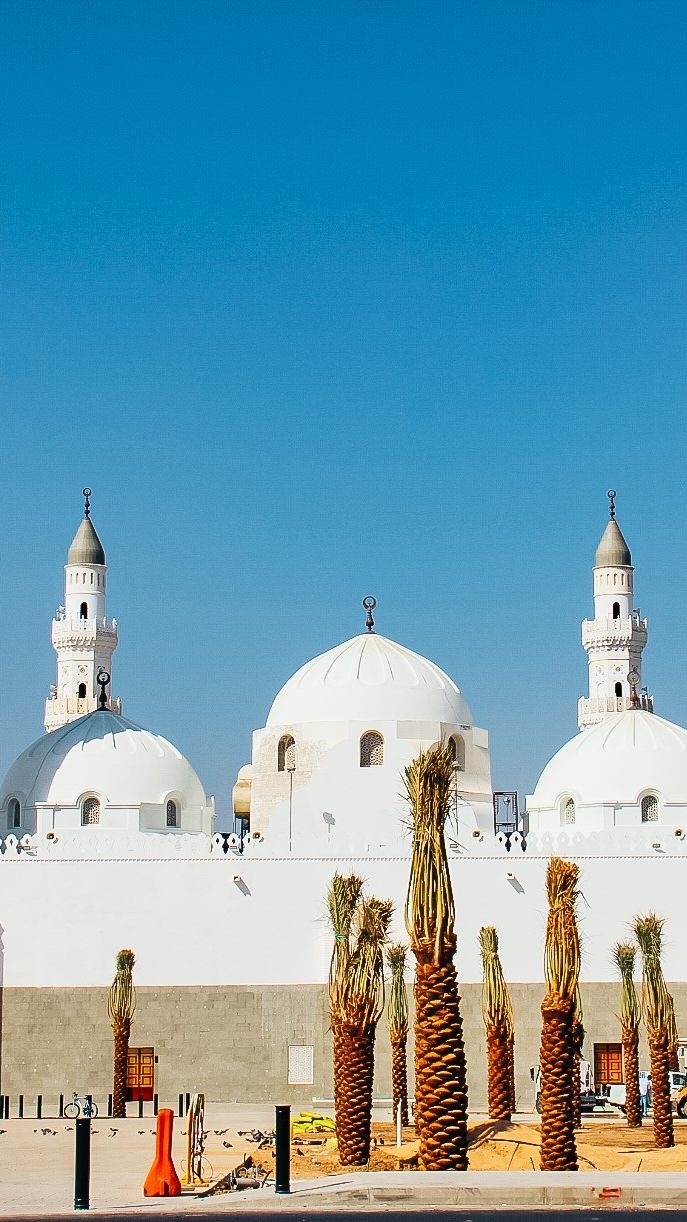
left=97, top=668, right=110, bottom=709
left=628, top=669, right=641, bottom=710
left=607, top=488, right=616, bottom=521
left=83, top=486, right=92, bottom=519
left=362, top=595, right=377, bottom=633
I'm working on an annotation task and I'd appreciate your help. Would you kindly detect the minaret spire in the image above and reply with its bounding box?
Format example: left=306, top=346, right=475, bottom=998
left=44, top=490, right=121, bottom=731
left=577, top=491, right=652, bottom=730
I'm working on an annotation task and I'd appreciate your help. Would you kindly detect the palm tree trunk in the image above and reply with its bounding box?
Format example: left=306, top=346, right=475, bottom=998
left=390, top=1032, right=409, bottom=1127
left=414, top=952, right=468, bottom=1170
left=622, top=1025, right=642, bottom=1128
left=112, top=1016, right=130, bottom=1119
left=486, top=1024, right=511, bottom=1120
left=649, top=1028, right=674, bottom=1148
left=335, top=1022, right=376, bottom=1166
left=507, top=1032, right=516, bottom=1113
left=572, top=1019, right=584, bottom=1129
left=540, top=993, right=578, bottom=1171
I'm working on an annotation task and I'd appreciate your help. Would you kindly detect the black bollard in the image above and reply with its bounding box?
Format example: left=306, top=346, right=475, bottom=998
left=0, top=1096, right=4, bottom=1120
left=153, top=1093, right=159, bottom=1116
left=37, top=1095, right=42, bottom=1120
left=74, top=1117, right=91, bottom=1210
left=18, top=1094, right=24, bottom=1119
left=59, top=1093, right=64, bottom=1118
left=107, top=1094, right=113, bottom=1118
left=185, top=1092, right=190, bottom=1115
left=178, top=1093, right=183, bottom=1117
left=275, top=1105, right=291, bottom=1195
left=138, top=1097, right=144, bottom=1119
left=4, top=1096, right=9, bottom=1119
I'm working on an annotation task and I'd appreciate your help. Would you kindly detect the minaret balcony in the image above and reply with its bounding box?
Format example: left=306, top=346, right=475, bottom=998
left=51, top=616, right=118, bottom=648
left=578, top=692, right=654, bottom=728
left=44, top=694, right=122, bottom=731
left=582, top=616, right=647, bottom=649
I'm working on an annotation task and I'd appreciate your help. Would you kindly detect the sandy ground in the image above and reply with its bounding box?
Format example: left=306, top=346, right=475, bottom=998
left=250, top=1118, right=687, bottom=1179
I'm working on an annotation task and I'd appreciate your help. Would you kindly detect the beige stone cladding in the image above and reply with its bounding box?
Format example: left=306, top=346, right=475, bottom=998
left=2, top=981, right=683, bottom=1113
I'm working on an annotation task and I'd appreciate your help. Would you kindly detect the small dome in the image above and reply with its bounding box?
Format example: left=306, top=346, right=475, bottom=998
left=594, top=519, right=631, bottom=567
left=68, top=517, right=106, bottom=566
left=0, top=709, right=209, bottom=811
left=267, top=633, right=473, bottom=727
left=530, top=710, right=687, bottom=808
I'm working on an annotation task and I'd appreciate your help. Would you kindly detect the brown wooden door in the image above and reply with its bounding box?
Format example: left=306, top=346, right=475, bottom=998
left=594, top=1042, right=623, bottom=1085
left=126, top=1046, right=155, bottom=1101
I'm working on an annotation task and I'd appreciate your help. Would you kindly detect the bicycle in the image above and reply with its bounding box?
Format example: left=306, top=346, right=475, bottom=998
left=64, top=1092, right=99, bottom=1119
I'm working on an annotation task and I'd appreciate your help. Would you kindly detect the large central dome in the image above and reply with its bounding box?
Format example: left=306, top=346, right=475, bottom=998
left=266, top=633, right=473, bottom=727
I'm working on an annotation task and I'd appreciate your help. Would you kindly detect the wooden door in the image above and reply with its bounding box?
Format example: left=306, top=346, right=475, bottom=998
left=594, top=1042, right=623, bottom=1085
left=126, top=1046, right=155, bottom=1101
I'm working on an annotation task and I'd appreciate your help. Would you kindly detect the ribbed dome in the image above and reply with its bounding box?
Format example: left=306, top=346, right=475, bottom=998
left=0, top=710, right=209, bottom=809
left=530, top=711, right=687, bottom=807
left=267, top=633, right=473, bottom=727
left=594, top=519, right=631, bottom=567
left=68, top=517, right=106, bottom=566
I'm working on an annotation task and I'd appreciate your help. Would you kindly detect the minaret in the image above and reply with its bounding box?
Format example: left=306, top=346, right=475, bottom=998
left=44, top=488, right=121, bottom=731
left=577, top=490, right=652, bottom=730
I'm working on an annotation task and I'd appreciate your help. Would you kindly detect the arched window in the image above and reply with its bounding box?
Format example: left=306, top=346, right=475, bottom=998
left=360, top=731, right=384, bottom=767
left=166, top=799, right=178, bottom=828
left=7, top=798, right=20, bottom=829
left=80, top=602, right=88, bottom=619
left=562, top=797, right=576, bottom=825
left=447, top=735, right=466, bottom=771
left=615, top=681, right=623, bottom=698
left=641, top=794, right=659, bottom=823
left=277, top=735, right=296, bottom=772
left=82, top=796, right=100, bottom=826
left=612, top=601, right=620, bottom=620
left=78, top=683, right=87, bottom=699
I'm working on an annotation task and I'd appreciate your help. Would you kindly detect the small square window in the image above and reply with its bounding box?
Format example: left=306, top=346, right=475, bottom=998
left=288, top=1044, right=314, bottom=1085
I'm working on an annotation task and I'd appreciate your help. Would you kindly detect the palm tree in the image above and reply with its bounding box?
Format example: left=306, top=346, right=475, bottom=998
left=539, top=858, right=581, bottom=1171
left=327, top=872, right=364, bottom=1139
left=572, top=992, right=585, bottom=1129
left=108, top=948, right=136, bottom=1119
left=635, top=914, right=674, bottom=1148
left=327, top=875, right=393, bottom=1166
left=613, top=943, right=642, bottom=1128
left=405, top=743, right=469, bottom=1171
left=479, top=926, right=514, bottom=1121
left=667, top=993, right=679, bottom=1073
left=386, top=944, right=409, bottom=1127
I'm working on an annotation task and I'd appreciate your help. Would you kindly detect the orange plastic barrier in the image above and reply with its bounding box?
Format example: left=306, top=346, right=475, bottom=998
left=143, top=1108, right=182, bottom=1197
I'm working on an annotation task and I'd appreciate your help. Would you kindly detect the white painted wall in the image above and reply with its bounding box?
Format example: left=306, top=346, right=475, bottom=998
left=1, top=835, right=686, bottom=989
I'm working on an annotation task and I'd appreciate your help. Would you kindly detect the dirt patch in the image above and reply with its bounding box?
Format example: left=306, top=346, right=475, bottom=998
left=250, top=1119, right=687, bottom=1178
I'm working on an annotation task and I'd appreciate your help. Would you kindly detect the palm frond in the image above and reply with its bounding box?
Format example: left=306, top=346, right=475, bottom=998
left=634, top=913, right=670, bottom=1029
left=479, top=926, right=513, bottom=1033
left=544, top=858, right=580, bottom=999
left=386, top=943, right=409, bottom=1036
left=107, top=947, right=136, bottom=1023
left=404, top=744, right=456, bottom=964
left=327, top=873, right=365, bottom=1013
left=613, top=942, right=640, bottom=1030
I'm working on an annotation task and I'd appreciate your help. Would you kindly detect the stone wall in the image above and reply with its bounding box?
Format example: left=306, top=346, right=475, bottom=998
left=3, top=980, right=683, bottom=1114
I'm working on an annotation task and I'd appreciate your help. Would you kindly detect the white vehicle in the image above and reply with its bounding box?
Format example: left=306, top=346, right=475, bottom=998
left=530, top=1059, right=609, bottom=1113
left=608, top=1070, right=687, bottom=1114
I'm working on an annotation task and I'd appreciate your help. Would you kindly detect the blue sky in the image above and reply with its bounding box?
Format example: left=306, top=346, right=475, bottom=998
left=1, top=2, right=687, bottom=824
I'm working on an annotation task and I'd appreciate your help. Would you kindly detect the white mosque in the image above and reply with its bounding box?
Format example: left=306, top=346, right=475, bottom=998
left=0, top=488, right=686, bottom=1110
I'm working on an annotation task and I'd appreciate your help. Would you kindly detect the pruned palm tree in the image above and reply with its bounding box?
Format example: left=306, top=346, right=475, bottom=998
left=539, top=858, right=581, bottom=1171
left=108, top=948, right=136, bottom=1119
left=667, top=992, right=679, bottom=1073
left=327, top=875, right=393, bottom=1166
left=613, top=943, right=642, bottom=1128
left=572, top=991, right=585, bottom=1130
left=405, top=743, right=468, bottom=1170
left=635, top=914, right=674, bottom=1148
left=479, top=926, right=514, bottom=1121
left=386, top=944, right=409, bottom=1127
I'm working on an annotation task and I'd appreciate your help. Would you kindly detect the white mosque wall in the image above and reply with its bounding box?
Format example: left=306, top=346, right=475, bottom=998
left=2, top=837, right=687, bottom=990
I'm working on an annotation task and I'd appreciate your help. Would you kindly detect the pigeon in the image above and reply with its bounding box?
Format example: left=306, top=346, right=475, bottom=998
left=222, top=1140, right=233, bottom=1148
left=296, top=1148, right=304, bottom=1157
left=214, top=1128, right=228, bottom=1135
left=65, top=1126, right=74, bottom=1132
left=41, top=1128, right=57, bottom=1135
left=0, top=1130, right=6, bottom=1135
left=138, top=1130, right=146, bottom=1135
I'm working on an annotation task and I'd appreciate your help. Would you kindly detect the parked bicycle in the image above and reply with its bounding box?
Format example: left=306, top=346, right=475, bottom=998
left=64, top=1092, right=98, bottom=1118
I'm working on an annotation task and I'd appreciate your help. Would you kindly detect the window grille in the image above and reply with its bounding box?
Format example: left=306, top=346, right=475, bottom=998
left=278, top=735, right=296, bottom=772
left=641, top=795, right=658, bottom=823
left=8, top=798, right=20, bottom=829
left=166, top=799, right=178, bottom=828
left=287, top=1044, right=314, bottom=1085
left=360, top=731, right=384, bottom=767
left=82, top=797, right=100, bottom=826
left=448, top=735, right=466, bottom=771
left=564, top=798, right=575, bottom=825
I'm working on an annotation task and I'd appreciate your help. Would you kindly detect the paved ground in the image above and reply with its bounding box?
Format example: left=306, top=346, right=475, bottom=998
left=1, top=1106, right=685, bottom=1215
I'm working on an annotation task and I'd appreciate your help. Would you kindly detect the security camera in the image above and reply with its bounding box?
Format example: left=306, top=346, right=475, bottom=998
left=675, top=828, right=685, bottom=840
left=46, top=831, right=57, bottom=841
left=471, top=829, right=483, bottom=840
left=252, top=831, right=262, bottom=841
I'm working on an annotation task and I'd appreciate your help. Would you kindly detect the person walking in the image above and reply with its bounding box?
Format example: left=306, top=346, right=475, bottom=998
left=639, top=1074, right=649, bottom=1116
